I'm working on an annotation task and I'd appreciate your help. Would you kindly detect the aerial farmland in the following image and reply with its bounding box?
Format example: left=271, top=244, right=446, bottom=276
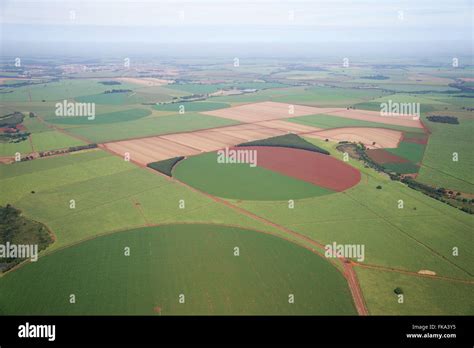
left=0, top=0, right=473, bottom=345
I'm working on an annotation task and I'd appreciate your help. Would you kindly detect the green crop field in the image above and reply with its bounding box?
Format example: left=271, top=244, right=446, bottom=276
left=0, top=79, right=139, bottom=102
left=0, top=116, right=87, bottom=156
left=382, top=162, right=420, bottom=174
left=173, top=151, right=334, bottom=200
left=63, top=112, right=240, bottom=143
left=0, top=150, right=284, bottom=250
left=166, top=82, right=288, bottom=95
left=153, top=101, right=230, bottom=112
left=356, top=267, right=474, bottom=315
left=0, top=224, right=356, bottom=315
left=417, top=117, right=474, bottom=193
left=1, top=51, right=473, bottom=322
left=48, top=108, right=151, bottom=125
left=75, top=92, right=147, bottom=105
left=30, top=131, right=85, bottom=152
left=0, top=139, right=32, bottom=157
left=386, top=142, right=426, bottom=164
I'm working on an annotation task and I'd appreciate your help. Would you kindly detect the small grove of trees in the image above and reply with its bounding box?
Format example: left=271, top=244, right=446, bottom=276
left=39, top=143, right=98, bottom=158
left=426, top=115, right=459, bottom=124
left=104, top=89, right=133, bottom=94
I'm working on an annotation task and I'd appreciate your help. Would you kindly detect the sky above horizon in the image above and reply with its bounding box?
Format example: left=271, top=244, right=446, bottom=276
left=0, top=0, right=472, bottom=58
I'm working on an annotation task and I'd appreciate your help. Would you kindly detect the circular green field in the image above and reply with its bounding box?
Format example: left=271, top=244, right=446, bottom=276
left=0, top=224, right=356, bottom=315
left=173, top=151, right=334, bottom=200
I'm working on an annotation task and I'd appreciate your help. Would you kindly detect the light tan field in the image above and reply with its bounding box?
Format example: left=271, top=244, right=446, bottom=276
left=0, top=78, right=30, bottom=83
left=190, top=129, right=248, bottom=146
left=160, top=133, right=231, bottom=152
left=407, top=74, right=454, bottom=85
left=203, top=101, right=422, bottom=129
left=305, top=127, right=403, bottom=149
left=117, top=77, right=172, bottom=86
left=103, top=137, right=200, bottom=164
left=255, top=120, right=321, bottom=134
left=209, top=124, right=287, bottom=141
left=102, top=122, right=289, bottom=165
left=325, top=109, right=423, bottom=129
left=202, top=101, right=334, bottom=122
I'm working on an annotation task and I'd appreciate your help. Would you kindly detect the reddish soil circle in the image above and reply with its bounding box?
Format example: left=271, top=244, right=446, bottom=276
left=234, top=146, right=361, bottom=192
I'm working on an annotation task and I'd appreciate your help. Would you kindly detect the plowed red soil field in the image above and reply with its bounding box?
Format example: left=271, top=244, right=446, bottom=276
left=236, top=146, right=361, bottom=191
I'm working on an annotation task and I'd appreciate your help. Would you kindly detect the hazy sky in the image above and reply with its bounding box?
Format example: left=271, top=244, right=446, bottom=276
left=1, top=0, right=472, bottom=57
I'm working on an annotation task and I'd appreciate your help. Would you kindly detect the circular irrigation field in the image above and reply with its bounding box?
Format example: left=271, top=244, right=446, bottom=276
left=0, top=224, right=356, bottom=315
left=173, top=146, right=361, bottom=200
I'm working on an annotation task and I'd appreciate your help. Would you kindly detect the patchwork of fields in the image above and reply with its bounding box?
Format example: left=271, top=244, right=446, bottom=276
left=1, top=65, right=472, bottom=316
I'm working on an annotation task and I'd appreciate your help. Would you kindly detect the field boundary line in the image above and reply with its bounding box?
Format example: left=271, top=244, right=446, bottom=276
left=354, top=262, right=474, bottom=284
left=343, top=191, right=473, bottom=277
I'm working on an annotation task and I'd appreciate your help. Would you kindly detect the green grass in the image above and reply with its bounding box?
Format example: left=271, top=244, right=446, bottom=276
left=272, top=86, right=387, bottom=106
left=153, top=101, right=230, bottom=112
left=0, top=149, right=283, bottom=250
left=417, top=117, right=474, bottom=193
left=354, top=93, right=447, bottom=114
left=75, top=92, right=146, bottom=105
left=0, top=139, right=32, bottom=156
left=147, top=156, right=184, bottom=176
left=48, top=108, right=151, bottom=125
left=31, top=131, right=85, bottom=152
left=64, top=113, right=240, bottom=143
left=288, top=114, right=424, bottom=134
left=0, top=224, right=356, bottom=315
left=0, top=79, right=139, bottom=102
left=0, top=130, right=86, bottom=156
left=385, top=142, right=426, bottom=164
left=356, top=267, right=474, bottom=315
left=166, top=82, right=288, bottom=95
left=210, top=86, right=387, bottom=106
left=166, top=83, right=229, bottom=95
left=23, top=117, right=51, bottom=133
left=173, top=151, right=334, bottom=200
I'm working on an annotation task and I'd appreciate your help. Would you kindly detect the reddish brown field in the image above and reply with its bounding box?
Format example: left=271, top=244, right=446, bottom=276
left=366, top=149, right=409, bottom=164
left=236, top=146, right=361, bottom=192
left=403, top=136, right=428, bottom=145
